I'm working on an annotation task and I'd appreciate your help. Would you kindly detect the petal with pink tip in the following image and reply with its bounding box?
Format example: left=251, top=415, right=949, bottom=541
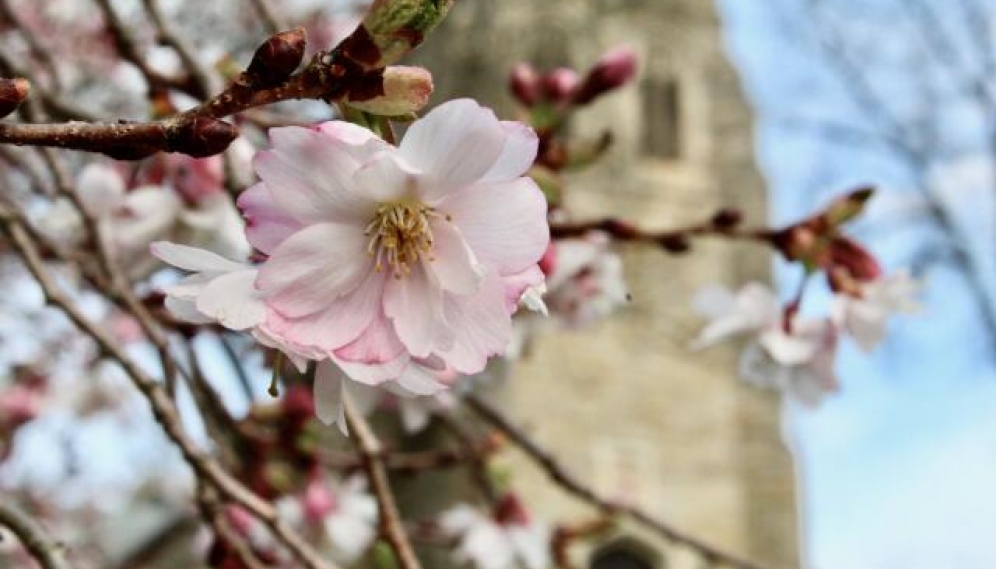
left=237, top=183, right=302, bottom=254
left=479, top=121, right=539, bottom=183
left=399, top=99, right=506, bottom=203
left=383, top=264, right=452, bottom=358
left=254, top=127, right=374, bottom=224
left=351, top=152, right=421, bottom=203
left=334, top=312, right=407, bottom=366
left=438, top=272, right=511, bottom=374
left=267, top=268, right=387, bottom=352
left=437, top=177, right=549, bottom=275
left=257, top=222, right=370, bottom=317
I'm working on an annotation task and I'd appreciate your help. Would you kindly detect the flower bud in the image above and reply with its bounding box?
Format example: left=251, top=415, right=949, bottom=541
left=247, top=28, right=307, bottom=87
left=542, top=68, right=580, bottom=104
left=573, top=46, right=638, bottom=105
left=494, top=493, right=530, bottom=526
left=302, top=478, right=336, bottom=523
left=828, top=237, right=881, bottom=282
left=538, top=243, right=557, bottom=277
left=509, top=62, right=541, bottom=107
left=824, top=186, right=874, bottom=227
left=170, top=117, right=239, bottom=158
left=350, top=0, right=457, bottom=70
left=711, top=208, right=743, bottom=229
left=659, top=234, right=691, bottom=253
left=345, top=65, right=433, bottom=116
left=0, top=77, right=29, bottom=118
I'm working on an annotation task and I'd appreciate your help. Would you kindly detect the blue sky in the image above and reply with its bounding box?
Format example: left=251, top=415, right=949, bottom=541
left=718, top=1, right=996, bottom=567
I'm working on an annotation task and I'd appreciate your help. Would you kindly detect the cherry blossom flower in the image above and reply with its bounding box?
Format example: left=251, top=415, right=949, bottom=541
left=440, top=494, right=551, bottom=569
left=543, top=234, right=628, bottom=328
left=692, top=283, right=840, bottom=407
left=244, top=98, right=549, bottom=381
left=833, top=270, right=921, bottom=352
left=276, top=474, right=378, bottom=563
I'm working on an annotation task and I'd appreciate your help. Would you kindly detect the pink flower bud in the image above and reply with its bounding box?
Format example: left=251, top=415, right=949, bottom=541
left=0, top=77, right=29, bottom=119
left=166, top=154, right=224, bottom=204
left=509, top=63, right=541, bottom=107
left=574, top=46, right=638, bottom=105
left=247, top=27, right=307, bottom=87
left=829, top=237, right=882, bottom=282
left=542, top=68, right=580, bottom=104
left=538, top=243, right=557, bottom=277
left=493, top=493, right=531, bottom=526
left=345, top=65, right=433, bottom=116
left=0, top=385, right=40, bottom=428
left=302, top=478, right=337, bottom=523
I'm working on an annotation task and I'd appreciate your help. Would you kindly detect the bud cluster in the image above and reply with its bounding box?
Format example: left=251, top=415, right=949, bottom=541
left=509, top=46, right=637, bottom=109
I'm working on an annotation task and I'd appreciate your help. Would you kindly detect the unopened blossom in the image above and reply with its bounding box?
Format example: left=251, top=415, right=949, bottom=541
left=276, top=475, right=378, bottom=562
left=833, top=271, right=921, bottom=352
left=693, top=283, right=840, bottom=406
left=345, top=65, right=434, bottom=116
left=243, top=98, right=549, bottom=385
left=441, top=494, right=550, bottom=569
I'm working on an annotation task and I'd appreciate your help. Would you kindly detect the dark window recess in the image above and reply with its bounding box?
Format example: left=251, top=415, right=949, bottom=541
left=589, top=543, right=659, bottom=569
left=642, top=77, right=682, bottom=159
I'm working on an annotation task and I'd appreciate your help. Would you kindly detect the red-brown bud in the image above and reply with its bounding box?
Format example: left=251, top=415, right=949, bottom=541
left=828, top=236, right=882, bottom=282
left=0, top=77, right=30, bottom=118
left=573, top=46, right=637, bottom=105
left=659, top=234, right=691, bottom=253
left=171, top=117, right=239, bottom=158
left=711, top=208, right=743, bottom=229
left=494, top=493, right=531, bottom=526
left=247, top=27, right=307, bottom=87
left=542, top=68, right=580, bottom=104
left=509, top=62, right=541, bottom=107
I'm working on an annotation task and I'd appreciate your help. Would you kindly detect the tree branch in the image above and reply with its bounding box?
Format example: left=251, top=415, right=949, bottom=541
left=0, top=502, right=74, bottom=569
left=465, top=395, right=772, bottom=569
left=344, top=398, right=424, bottom=569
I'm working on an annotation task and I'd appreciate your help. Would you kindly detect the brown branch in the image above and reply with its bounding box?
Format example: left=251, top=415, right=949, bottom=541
left=465, top=395, right=772, bottom=569
left=343, top=398, right=424, bottom=569
left=0, top=502, right=74, bottom=569
left=0, top=212, right=340, bottom=569
left=320, top=435, right=501, bottom=473
left=550, top=212, right=772, bottom=254
left=0, top=0, right=63, bottom=90
left=0, top=0, right=457, bottom=159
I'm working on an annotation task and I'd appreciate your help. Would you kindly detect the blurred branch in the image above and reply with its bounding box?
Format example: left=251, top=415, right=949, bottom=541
left=0, top=210, right=342, bottom=569
left=249, top=0, right=289, bottom=35
left=344, top=397, right=424, bottom=569
left=0, top=502, right=74, bottom=569
left=465, top=394, right=772, bottom=569
left=141, top=0, right=220, bottom=98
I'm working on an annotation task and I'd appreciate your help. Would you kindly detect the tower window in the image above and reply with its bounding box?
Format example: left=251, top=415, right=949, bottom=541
left=641, top=77, right=682, bottom=160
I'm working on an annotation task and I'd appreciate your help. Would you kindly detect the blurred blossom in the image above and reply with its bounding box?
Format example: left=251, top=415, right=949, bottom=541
left=276, top=474, right=378, bottom=562
left=441, top=494, right=551, bottom=569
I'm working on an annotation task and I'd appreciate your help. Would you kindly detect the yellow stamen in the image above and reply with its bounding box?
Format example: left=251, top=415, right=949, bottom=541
left=365, top=199, right=441, bottom=278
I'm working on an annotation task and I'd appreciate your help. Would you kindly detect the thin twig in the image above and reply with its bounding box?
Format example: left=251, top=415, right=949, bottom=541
left=465, top=395, right=772, bottom=569
left=0, top=502, right=74, bottom=569
left=249, top=0, right=289, bottom=35
left=343, top=398, right=424, bottom=569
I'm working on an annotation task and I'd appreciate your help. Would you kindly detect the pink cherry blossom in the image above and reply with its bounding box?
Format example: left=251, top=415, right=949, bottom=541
left=276, top=475, right=378, bottom=563
left=832, top=271, right=921, bottom=352
left=245, top=98, right=549, bottom=380
left=543, top=233, right=628, bottom=328
left=441, top=494, right=550, bottom=569
left=693, top=283, right=840, bottom=407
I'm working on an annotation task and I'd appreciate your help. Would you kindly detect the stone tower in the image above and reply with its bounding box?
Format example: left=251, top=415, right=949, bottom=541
left=412, top=1, right=799, bottom=568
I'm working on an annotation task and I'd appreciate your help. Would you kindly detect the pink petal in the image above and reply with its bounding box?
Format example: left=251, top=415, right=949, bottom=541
left=151, top=241, right=245, bottom=273
left=427, top=221, right=485, bottom=294
left=334, top=312, right=407, bottom=366
left=237, top=183, right=302, bottom=254
left=351, top=151, right=421, bottom=203
left=399, top=99, right=507, bottom=203
left=257, top=222, right=371, bottom=318
left=266, top=268, right=387, bottom=352
left=383, top=264, right=453, bottom=358
left=392, top=365, right=446, bottom=396
left=437, top=177, right=549, bottom=276
left=479, top=122, right=539, bottom=184
left=314, top=361, right=346, bottom=431
left=315, top=121, right=389, bottom=158
left=195, top=269, right=266, bottom=330
left=501, top=265, right=545, bottom=312
left=438, top=272, right=511, bottom=374
left=254, top=127, right=375, bottom=224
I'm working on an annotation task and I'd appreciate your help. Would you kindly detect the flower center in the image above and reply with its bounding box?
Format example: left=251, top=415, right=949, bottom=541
left=365, top=200, right=446, bottom=278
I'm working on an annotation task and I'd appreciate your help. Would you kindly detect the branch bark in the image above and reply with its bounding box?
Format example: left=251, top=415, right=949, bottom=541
left=0, top=502, right=74, bottom=569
